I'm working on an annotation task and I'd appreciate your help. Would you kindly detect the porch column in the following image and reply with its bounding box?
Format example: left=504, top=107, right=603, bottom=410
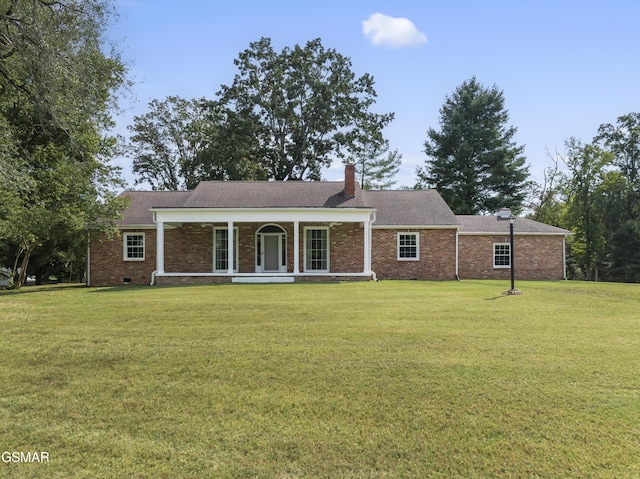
left=363, top=218, right=371, bottom=274
left=293, top=221, right=300, bottom=274
left=156, top=220, right=165, bottom=274
left=227, top=221, right=234, bottom=275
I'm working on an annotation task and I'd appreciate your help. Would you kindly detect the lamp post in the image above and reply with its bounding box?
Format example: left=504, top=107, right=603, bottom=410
left=497, top=208, right=521, bottom=295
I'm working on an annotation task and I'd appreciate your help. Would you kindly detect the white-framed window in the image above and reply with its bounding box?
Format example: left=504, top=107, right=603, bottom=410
left=123, top=233, right=145, bottom=261
left=397, top=232, right=419, bottom=261
left=494, top=243, right=511, bottom=268
left=213, top=227, right=239, bottom=272
left=304, top=227, right=329, bottom=272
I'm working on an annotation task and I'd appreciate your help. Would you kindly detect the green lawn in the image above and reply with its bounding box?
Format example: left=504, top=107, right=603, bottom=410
left=1, top=280, right=639, bottom=478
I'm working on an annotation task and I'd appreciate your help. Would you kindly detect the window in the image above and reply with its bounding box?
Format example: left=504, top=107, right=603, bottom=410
left=214, top=227, right=238, bottom=271
left=397, top=232, right=419, bottom=260
left=494, top=243, right=511, bottom=268
left=123, top=233, right=145, bottom=261
left=305, top=227, right=329, bottom=272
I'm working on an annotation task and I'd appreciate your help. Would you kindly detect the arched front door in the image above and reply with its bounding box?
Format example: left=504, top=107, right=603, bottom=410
left=256, top=225, right=286, bottom=273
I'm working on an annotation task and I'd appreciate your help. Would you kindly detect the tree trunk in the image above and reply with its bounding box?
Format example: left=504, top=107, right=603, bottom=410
left=14, top=244, right=36, bottom=289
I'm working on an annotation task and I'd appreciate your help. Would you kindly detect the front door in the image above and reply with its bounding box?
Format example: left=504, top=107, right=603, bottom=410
left=263, top=234, right=280, bottom=272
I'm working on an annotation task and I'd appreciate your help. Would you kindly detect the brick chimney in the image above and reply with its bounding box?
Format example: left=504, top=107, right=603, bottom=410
left=343, top=163, right=355, bottom=198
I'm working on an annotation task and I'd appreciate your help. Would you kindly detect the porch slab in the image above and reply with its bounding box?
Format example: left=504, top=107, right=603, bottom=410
left=232, top=276, right=295, bottom=283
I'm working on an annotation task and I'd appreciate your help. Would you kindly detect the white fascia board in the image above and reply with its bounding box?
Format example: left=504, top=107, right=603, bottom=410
left=458, top=231, right=570, bottom=236
left=372, top=224, right=460, bottom=230
left=151, top=207, right=374, bottom=224
left=118, top=224, right=157, bottom=229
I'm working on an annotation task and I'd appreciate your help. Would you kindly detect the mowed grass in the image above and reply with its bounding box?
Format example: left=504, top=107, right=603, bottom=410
left=1, top=280, right=639, bottom=478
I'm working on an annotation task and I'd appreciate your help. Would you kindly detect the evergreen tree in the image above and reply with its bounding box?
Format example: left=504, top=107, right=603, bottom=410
left=416, top=77, right=530, bottom=214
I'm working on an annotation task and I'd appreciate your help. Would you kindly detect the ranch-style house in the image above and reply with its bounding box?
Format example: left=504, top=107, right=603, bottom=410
left=87, top=165, right=571, bottom=286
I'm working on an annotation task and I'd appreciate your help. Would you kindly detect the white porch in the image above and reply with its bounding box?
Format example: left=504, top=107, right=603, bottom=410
left=150, top=207, right=376, bottom=283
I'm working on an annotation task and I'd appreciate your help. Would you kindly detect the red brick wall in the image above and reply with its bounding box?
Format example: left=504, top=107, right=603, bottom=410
left=89, top=230, right=157, bottom=286
left=371, top=229, right=457, bottom=280
left=88, top=222, right=368, bottom=286
left=458, top=234, right=566, bottom=280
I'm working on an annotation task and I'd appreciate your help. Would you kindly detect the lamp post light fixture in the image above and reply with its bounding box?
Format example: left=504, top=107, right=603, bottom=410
left=497, top=208, right=522, bottom=295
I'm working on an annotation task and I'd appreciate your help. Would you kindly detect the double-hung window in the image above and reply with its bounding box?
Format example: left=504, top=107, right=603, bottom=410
left=123, top=233, right=145, bottom=261
left=397, top=232, right=419, bottom=261
left=493, top=243, right=511, bottom=268
left=214, top=227, right=238, bottom=272
left=305, top=227, right=329, bottom=272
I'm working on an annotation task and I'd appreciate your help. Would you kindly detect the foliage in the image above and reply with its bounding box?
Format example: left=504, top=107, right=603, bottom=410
left=526, top=150, right=568, bottom=227
left=2, top=281, right=640, bottom=477
left=594, top=113, right=640, bottom=281
left=217, top=37, right=394, bottom=181
left=128, top=96, right=223, bottom=190
left=348, top=139, right=402, bottom=190
left=562, top=138, right=613, bottom=281
left=416, top=77, right=530, bottom=214
left=0, top=0, right=130, bottom=288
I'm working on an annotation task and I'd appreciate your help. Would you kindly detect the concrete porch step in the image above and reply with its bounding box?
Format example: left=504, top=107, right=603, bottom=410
left=231, top=276, right=295, bottom=283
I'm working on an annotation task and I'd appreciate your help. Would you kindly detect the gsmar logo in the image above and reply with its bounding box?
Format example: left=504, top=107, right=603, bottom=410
left=2, top=451, right=49, bottom=463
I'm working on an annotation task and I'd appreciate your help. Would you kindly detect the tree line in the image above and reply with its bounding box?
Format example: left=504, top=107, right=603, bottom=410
left=0, top=1, right=637, bottom=286
left=530, top=115, right=640, bottom=282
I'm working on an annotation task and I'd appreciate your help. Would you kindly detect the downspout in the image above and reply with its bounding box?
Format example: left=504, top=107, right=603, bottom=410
left=150, top=210, right=158, bottom=286
left=455, top=228, right=461, bottom=281
left=86, top=230, right=91, bottom=287
left=563, top=235, right=567, bottom=280
left=369, top=210, right=378, bottom=282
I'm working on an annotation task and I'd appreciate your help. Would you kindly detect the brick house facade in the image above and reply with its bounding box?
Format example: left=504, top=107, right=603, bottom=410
left=87, top=166, right=570, bottom=286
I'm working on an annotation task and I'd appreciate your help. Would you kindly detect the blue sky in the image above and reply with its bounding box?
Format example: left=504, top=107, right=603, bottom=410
left=110, top=0, right=640, bottom=188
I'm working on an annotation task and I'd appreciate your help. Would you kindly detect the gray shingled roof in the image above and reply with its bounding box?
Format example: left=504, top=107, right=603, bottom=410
left=117, top=183, right=566, bottom=233
left=183, top=181, right=368, bottom=208
left=456, top=215, right=571, bottom=235
left=363, top=190, right=458, bottom=226
left=119, top=191, right=191, bottom=226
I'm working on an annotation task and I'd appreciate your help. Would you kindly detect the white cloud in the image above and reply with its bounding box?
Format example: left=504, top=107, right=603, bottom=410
left=362, top=13, right=427, bottom=48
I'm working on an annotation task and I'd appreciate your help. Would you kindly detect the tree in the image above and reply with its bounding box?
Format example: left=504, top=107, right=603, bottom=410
left=217, top=37, right=393, bottom=181
left=562, top=138, right=613, bottom=281
left=348, top=139, right=402, bottom=190
left=129, top=96, right=222, bottom=190
left=594, top=113, right=640, bottom=281
left=527, top=149, right=568, bottom=227
left=596, top=113, right=640, bottom=185
left=0, top=0, right=129, bottom=288
left=416, top=77, right=530, bottom=214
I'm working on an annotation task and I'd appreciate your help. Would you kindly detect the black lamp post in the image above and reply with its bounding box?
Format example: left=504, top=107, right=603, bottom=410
left=497, top=208, right=521, bottom=295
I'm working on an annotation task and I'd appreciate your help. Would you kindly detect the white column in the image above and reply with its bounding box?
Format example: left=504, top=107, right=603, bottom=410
left=156, top=221, right=165, bottom=274
left=227, top=221, right=234, bottom=275
left=293, top=221, right=300, bottom=274
left=363, top=219, right=371, bottom=274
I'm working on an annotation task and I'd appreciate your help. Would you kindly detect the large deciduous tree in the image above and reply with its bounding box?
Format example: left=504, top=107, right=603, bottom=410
left=0, top=0, right=129, bottom=288
left=128, top=96, right=221, bottom=190
left=562, top=138, right=613, bottom=281
left=416, top=77, right=530, bottom=214
left=217, top=37, right=394, bottom=181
